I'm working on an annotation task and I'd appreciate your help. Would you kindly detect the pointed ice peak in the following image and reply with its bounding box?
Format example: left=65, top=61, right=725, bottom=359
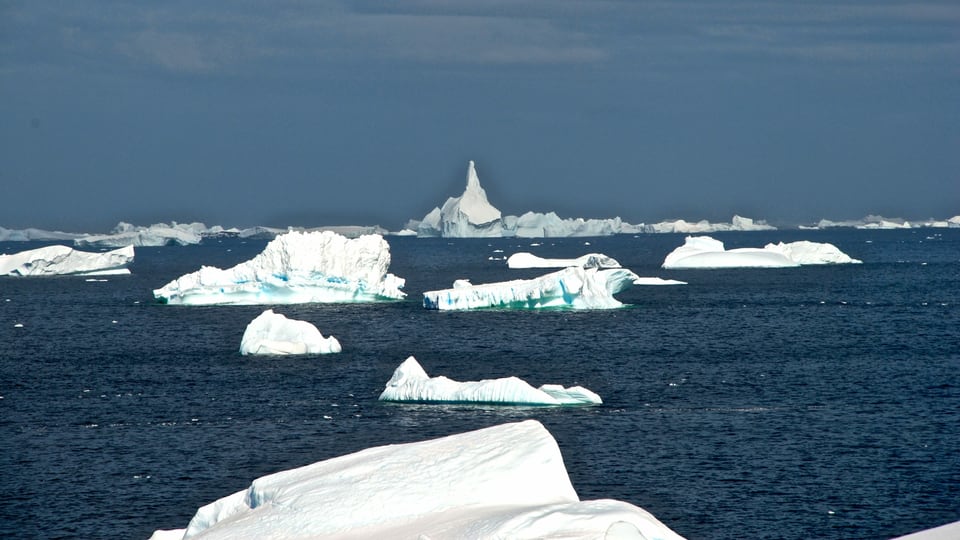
left=466, top=160, right=481, bottom=190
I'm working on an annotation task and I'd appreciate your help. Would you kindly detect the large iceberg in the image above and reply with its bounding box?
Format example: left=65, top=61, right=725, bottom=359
left=644, top=215, right=775, bottom=234
left=74, top=222, right=203, bottom=248
left=416, top=160, right=503, bottom=237
left=153, top=230, right=405, bottom=305
left=506, top=251, right=622, bottom=269
left=662, top=236, right=862, bottom=269
left=1, top=244, right=133, bottom=276
left=423, top=265, right=639, bottom=310
left=379, top=356, right=602, bottom=405
left=504, top=211, right=645, bottom=237
left=0, top=226, right=83, bottom=242
left=148, top=420, right=685, bottom=540
left=239, top=310, right=341, bottom=355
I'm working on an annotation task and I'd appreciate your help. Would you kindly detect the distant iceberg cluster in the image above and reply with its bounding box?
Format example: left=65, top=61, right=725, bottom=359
left=424, top=265, right=640, bottom=310
left=407, top=161, right=775, bottom=238
left=153, top=230, right=405, bottom=305
left=662, top=236, right=862, bottom=269
left=239, top=310, right=341, bottom=355
left=75, top=222, right=206, bottom=248
left=149, top=420, right=684, bottom=540
left=1, top=244, right=134, bottom=277
left=0, top=226, right=82, bottom=242
left=808, top=214, right=960, bottom=230
left=379, top=356, right=602, bottom=405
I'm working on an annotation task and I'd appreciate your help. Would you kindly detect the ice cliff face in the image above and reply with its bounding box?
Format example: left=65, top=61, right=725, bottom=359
left=423, top=265, right=639, bottom=310
left=149, top=420, right=685, bottom=540
left=153, top=230, right=405, bottom=305
left=379, top=356, right=602, bottom=405
left=0, top=245, right=134, bottom=276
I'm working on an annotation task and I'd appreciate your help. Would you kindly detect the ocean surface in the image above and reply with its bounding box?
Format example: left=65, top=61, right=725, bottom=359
left=2, top=229, right=958, bottom=539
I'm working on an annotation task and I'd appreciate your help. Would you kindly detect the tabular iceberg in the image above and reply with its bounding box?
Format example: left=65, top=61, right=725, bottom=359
left=379, top=356, right=602, bottom=405
left=423, top=265, right=639, bottom=310
left=153, top=230, right=405, bottom=305
left=148, top=420, right=685, bottom=540
left=506, top=251, right=622, bottom=269
left=644, top=215, right=776, bottom=234
left=0, top=226, right=83, bottom=242
left=1, top=245, right=133, bottom=276
left=74, top=222, right=203, bottom=247
left=239, top=310, right=341, bottom=355
left=662, top=236, right=862, bottom=269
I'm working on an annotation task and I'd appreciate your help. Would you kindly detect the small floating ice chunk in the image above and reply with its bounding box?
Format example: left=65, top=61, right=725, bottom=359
left=633, top=277, right=687, bottom=286
left=14, top=323, right=24, bottom=328
left=379, top=356, right=602, bottom=405
left=239, top=310, right=341, bottom=355
left=506, top=252, right=621, bottom=269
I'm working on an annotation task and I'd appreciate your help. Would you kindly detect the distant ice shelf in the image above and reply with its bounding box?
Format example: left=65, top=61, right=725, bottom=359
left=239, top=310, right=341, bottom=355
left=148, top=420, right=685, bottom=540
left=1, top=244, right=133, bottom=276
left=153, top=230, right=405, bottom=305
left=423, top=265, right=639, bottom=310
left=662, top=236, right=862, bottom=269
left=379, top=356, right=602, bottom=405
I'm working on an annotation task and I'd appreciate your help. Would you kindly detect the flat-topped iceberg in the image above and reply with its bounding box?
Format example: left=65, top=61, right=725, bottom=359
left=153, top=230, right=405, bottom=305
left=1, top=244, right=133, bottom=276
left=74, top=222, right=203, bottom=248
left=379, top=356, right=602, bottom=405
left=239, top=310, right=341, bottom=355
left=504, top=211, right=644, bottom=237
left=644, top=215, right=775, bottom=234
left=507, top=251, right=622, bottom=269
left=663, top=236, right=862, bottom=269
left=423, top=265, right=639, bottom=310
left=148, top=420, right=684, bottom=540
left=0, top=226, right=83, bottom=242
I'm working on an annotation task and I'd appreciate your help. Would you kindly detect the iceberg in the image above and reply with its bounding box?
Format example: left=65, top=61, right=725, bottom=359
left=662, top=236, right=862, bottom=269
left=423, top=265, right=639, bottom=310
left=417, top=160, right=503, bottom=237
left=239, top=310, right=341, bottom=355
left=74, top=222, right=203, bottom=248
left=634, top=277, right=687, bottom=285
left=0, top=226, right=83, bottom=241
left=644, top=215, right=776, bottom=234
left=153, top=230, right=405, bottom=305
left=1, top=244, right=133, bottom=276
left=148, top=420, right=685, bottom=540
left=506, top=251, right=622, bottom=269
left=379, top=356, right=602, bottom=405
left=504, top=211, right=644, bottom=238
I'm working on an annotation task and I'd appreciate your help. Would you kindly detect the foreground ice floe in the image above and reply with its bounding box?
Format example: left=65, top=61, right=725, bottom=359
left=239, top=310, right=341, bottom=355
left=662, top=236, right=862, bottom=269
left=153, top=230, right=405, bottom=305
left=506, top=251, right=622, bottom=269
left=379, top=356, right=602, bottom=405
left=423, top=265, right=639, bottom=310
left=149, top=420, right=684, bottom=540
left=0, top=245, right=133, bottom=276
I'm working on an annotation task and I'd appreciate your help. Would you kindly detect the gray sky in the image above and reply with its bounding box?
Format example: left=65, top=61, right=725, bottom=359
left=1, top=1, right=958, bottom=231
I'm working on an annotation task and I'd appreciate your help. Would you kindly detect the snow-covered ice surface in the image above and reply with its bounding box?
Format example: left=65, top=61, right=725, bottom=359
left=634, top=277, right=687, bottom=286
left=662, top=236, right=862, bottom=269
left=423, top=266, right=639, bottom=310
left=891, top=520, right=960, bottom=540
left=148, top=420, right=684, bottom=540
left=644, top=215, right=776, bottom=234
left=379, top=356, right=602, bottom=405
left=239, top=310, right=341, bottom=355
left=0, top=244, right=133, bottom=276
left=506, top=251, right=621, bottom=269
left=505, top=211, right=644, bottom=237
left=153, top=230, right=405, bottom=305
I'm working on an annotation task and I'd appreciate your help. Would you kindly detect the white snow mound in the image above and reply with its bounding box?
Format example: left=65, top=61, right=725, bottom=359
left=153, top=230, right=405, bottom=305
left=150, top=420, right=685, bottom=540
left=507, top=252, right=621, bottom=269
left=239, top=310, right=341, bottom=355
left=379, top=356, right=601, bottom=405
left=1, top=245, right=133, bottom=276
left=662, top=236, right=861, bottom=269
left=423, top=266, right=639, bottom=310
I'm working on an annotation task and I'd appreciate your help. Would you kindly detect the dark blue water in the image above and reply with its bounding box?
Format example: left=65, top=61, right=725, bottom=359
left=2, top=229, right=958, bottom=539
